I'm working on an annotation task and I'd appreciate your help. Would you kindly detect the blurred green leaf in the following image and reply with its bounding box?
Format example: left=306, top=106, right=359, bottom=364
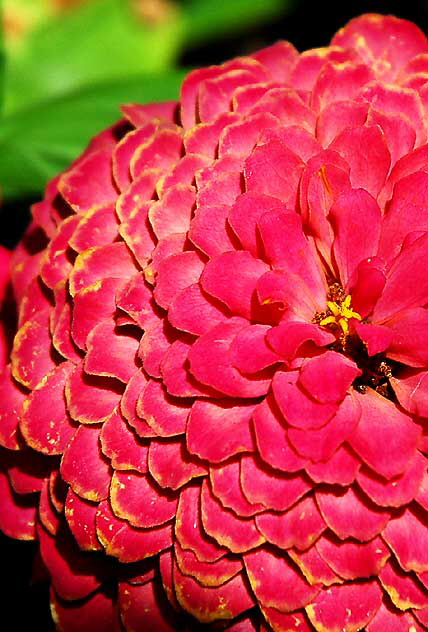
left=0, top=70, right=186, bottom=199
left=0, top=4, right=4, bottom=113
left=4, top=0, right=185, bottom=115
left=181, top=0, right=293, bottom=47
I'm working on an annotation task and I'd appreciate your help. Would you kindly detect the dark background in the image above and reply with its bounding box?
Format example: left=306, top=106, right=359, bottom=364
left=2, top=0, right=428, bottom=629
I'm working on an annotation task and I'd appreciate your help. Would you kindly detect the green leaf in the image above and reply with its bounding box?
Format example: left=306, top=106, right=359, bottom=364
left=181, top=0, right=294, bottom=47
left=3, top=0, right=185, bottom=115
left=0, top=70, right=186, bottom=200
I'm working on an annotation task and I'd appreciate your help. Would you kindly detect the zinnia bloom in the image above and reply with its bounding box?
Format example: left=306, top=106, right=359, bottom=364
left=3, top=12, right=428, bottom=631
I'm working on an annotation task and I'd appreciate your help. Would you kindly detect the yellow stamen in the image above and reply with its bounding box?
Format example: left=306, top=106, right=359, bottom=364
left=320, top=293, right=361, bottom=335
left=318, top=164, right=333, bottom=195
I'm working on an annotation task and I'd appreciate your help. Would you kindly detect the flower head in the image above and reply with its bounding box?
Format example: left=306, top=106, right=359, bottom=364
left=2, top=13, right=428, bottom=631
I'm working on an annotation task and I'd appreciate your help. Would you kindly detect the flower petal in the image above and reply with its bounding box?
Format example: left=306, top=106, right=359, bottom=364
left=348, top=389, right=421, bottom=479
left=298, top=351, right=360, bottom=404
left=110, top=471, right=177, bottom=528
left=244, top=547, right=320, bottom=612
left=60, top=424, right=111, bottom=501
left=305, top=581, right=382, bottom=632
left=383, top=507, right=428, bottom=573
left=316, top=486, right=391, bottom=541
left=255, top=495, right=326, bottom=551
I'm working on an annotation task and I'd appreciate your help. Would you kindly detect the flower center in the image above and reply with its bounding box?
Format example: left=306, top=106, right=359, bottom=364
left=314, top=283, right=395, bottom=399
left=314, top=283, right=362, bottom=337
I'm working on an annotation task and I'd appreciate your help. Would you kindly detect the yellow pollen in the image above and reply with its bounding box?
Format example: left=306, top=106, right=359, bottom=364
left=320, top=294, right=361, bottom=335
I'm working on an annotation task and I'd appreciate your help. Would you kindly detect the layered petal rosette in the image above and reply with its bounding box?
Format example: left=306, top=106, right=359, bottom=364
left=4, top=12, right=428, bottom=631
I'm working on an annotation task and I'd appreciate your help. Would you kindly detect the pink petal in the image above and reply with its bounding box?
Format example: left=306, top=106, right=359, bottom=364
left=244, top=139, right=304, bottom=209
left=288, top=394, right=360, bottom=462
left=316, top=533, right=390, bottom=580
left=366, top=601, right=423, bottom=632
left=201, top=251, right=269, bottom=320
left=69, top=204, right=118, bottom=253
left=71, top=277, right=125, bottom=350
left=378, top=171, right=428, bottom=264
left=187, top=399, right=256, bottom=463
left=248, top=87, right=316, bottom=133
left=354, top=322, right=392, bottom=355
left=168, top=283, right=228, bottom=336
left=130, top=128, right=182, bottom=179
left=379, top=558, right=428, bottom=609
left=305, top=581, right=383, bottom=632
left=40, top=215, right=80, bottom=289
left=50, top=588, right=120, bottom=632
left=240, top=454, right=312, bottom=512
left=311, top=61, right=374, bottom=112
left=120, top=370, right=156, bottom=439
left=65, top=490, right=101, bottom=551
left=173, top=561, right=254, bottom=623
left=200, top=480, right=265, bottom=553
left=252, top=396, right=308, bottom=473
left=96, top=500, right=172, bottom=563
left=99, top=408, right=148, bottom=473
left=59, top=148, right=117, bottom=214
left=329, top=188, right=381, bottom=285
left=11, top=309, right=56, bottom=389
left=218, top=112, right=280, bottom=158
left=228, top=192, right=283, bottom=257
left=21, top=362, right=76, bottom=455
left=148, top=439, right=206, bottom=490
left=244, top=547, right=320, bottom=612
left=174, top=540, right=242, bottom=588
left=257, top=209, right=326, bottom=304
left=175, top=485, right=228, bottom=562
left=118, top=580, right=177, bottom=631
left=85, top=320, right=139, bottom=383
left=110, top=471, right=177, bottom=528
left=38, top=523, right=108, bottom=600
left=266, top=321, right=335, bottom=362
left=230, top=324, right=281, bottom=374
left=210, top=460, right=264, bottom=518
left=255, top=495, right=326, bottom=550
left=188, top=319, right=271, bottom=398
left=357, top=453, right=427, bottom=508
left=298, top=351, right=360, bottom=404
left=0, top=469, right=36, bottom=539
left=154, top=251, right=204, bottom=310
left=189, top=204, right=238, bottom=258
left=0, top=366, right=26, bottom=450
left=316, top=486, right=391, bottom=541
left=273, top=370, right=338, bottom=430
left=317, top=100, right=369, bottom=147
left=331, top=14, right=428, bottom=77
left=115, top=273, right=157, bottom=330
left=348, top=389, right=421, bottom=479
left=66, top=364, right=122, bottom=424
left=383, top=507, right=428, bottom=572
left=373, top=233, right=428, bottom=322
left=386, top=307, right=428, bottom=367
left=69, top=242, right=137, bottom=296
left=329, top=125, right=390, bottom=198
left=138, top=379, right=189, bottom=437
left=250, top=40, right=298, bottom=81
left=60, top=424, right=111, bottom=501
left=306, top=445, right=361, bottom=486
left=160, top=338, right=219, bottom=398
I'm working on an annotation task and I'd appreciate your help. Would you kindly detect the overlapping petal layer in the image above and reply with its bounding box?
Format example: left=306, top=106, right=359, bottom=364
left=2, top=12, right=428, bottom=631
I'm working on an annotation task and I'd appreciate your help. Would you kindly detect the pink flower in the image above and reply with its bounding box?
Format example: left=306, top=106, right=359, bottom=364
left=0, top=246, right=11, bottom=367
left=3, top=12, right=428, bottom=631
